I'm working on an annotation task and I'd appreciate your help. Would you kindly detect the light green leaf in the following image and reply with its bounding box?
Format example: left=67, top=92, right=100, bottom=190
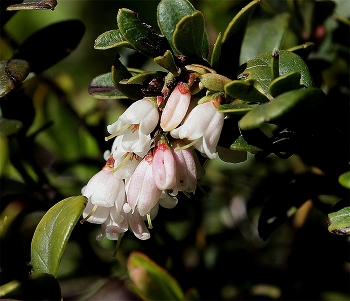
left=199, top=73, right=231, bottom=92
left=230, top=135, right=262, bottom=152
left=31, top=196, right=87, bottom=276
left=88, top=72, right=128, bottom=99
left=0, top=59, right=30, bottom=98
left=240, top=13, right=291, bottom=64
left=122, top=71, right=166, bottom=85
left=94, top=29, right=133, bottom=50
left=128, top=251, right=184, bottom=301
left=328, top=206, right=350, bottom=235
left=117, top=8, right=169, bottom=58
left=339, top=171, right=350, bottom=189
left=218, top=103, right=258, bottom=115
left=173, top=11, right=207, bottom=59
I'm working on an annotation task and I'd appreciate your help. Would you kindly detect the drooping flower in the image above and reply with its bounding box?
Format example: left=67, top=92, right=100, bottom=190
left=160, top=82, right=191, bottom=132
left=125, top=152, right=162, bottom=217
left=170, top=100, right=224, bottom=159
left=152, top=136, right=176, bottom=191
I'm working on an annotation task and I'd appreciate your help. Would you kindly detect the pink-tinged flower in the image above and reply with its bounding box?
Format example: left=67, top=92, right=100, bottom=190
left=125, top=152, right=162, bottom=216
left=152, top=137, right=176, bottom=191
left=160, top=82, right=191, bottom=131
left=96, top=214, right=128, bottom=241
left=82, top=160, right=126, bottom=224
left=123, top=205, right=151, bottom=240
left=170, top=101, right=224, bottom=159
left=171, top=140, right=197, bottom=194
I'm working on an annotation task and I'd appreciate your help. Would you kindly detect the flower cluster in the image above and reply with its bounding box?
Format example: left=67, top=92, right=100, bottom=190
left=81, top=74, right=225, bottom=242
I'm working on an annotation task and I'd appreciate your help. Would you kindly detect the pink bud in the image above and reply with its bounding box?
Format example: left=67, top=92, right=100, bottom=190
left=160, top=82, right=191, bottom=132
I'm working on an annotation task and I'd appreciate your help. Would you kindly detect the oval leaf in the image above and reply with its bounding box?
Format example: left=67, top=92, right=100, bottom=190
left=88, top=72, right=128, bottom=99
left=328, top=205, right=350, bottom=235
left=31, top=196, right=87, bottom=276
left=218, top=0, right=261, bottom=77
left=94, top=29, right=133, bottom=50
left=239, top=87, right=326, bottom=130
left=0, top=59, right=30, bottom=97
left=0, top=118, right=23, bottom=136
left=128, top=252, right=184, bottom=301
left=339, top=171, right=350, bottom=189
left=173, top=11, right=207, bottom=59
left=268, top=71, right=301, bottom=97
left=200, top=73, right=231, bottom=92
left=225, top=79, right=269, bottom=103
left=117, top=8, right=169, bottom=58
left=237, top=50, right=313, bottom=94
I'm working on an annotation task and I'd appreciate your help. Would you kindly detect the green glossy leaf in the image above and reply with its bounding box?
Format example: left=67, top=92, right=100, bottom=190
left=157, top=0, right=198, bottom=55
left=94, top=29, right=133, bottom=50
left=12, top=20, right=85, bottom=74
left=199, top=73, right=231, bottom=92
left=237, top=50, right=313, bottom=94
left=239, top=87, right=326, bottom=130
left=240, top=13, right=290, bottom=64
left=230, top=135, right=262, bottom=152
left=210, top=32, right=222, bottom=69
left=218, top=102, right=258, bottom=115
left=111, top=55, right=144, bottom=100
left=0, top=273, right=61, bottom=300
left=218, top=0, right=261, bottom=77
left=339, top=171, right=350, bottom=189
left=287, top=42, right=315, bottom=60
left=0, top=118, right=23, bottom=136
left=154, top=50, right=181, bottom=75
left=225, top=79, right=269, bottom=103
left=268, top=71, right=301, bottom=97
left=88, top=72, right=128, bottom=99
left=173, top=11, right=207, bottom=59
left=128, top=252, right=184, bottom=301
left=31, top=196, right=87, bottom=276
left=6, top=0, right=57, bottom=10
left=0, top=59, right=30, bottom=97
left=117, top=8, right=169, bottom=58
left=328, top=206, right=350, bottom=235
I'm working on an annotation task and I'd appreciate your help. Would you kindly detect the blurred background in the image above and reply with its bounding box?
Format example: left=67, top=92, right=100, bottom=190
left=1, top=0, right=349, bottom=300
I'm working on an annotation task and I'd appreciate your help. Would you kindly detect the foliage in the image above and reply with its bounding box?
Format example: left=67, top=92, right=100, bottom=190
left=0, top=0, right=349, bottom=300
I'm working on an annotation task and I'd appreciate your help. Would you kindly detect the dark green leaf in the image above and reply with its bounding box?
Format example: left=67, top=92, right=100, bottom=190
left=173, top=11, right=207, bottom=59
left=94, top=29, right=133, bottom=50
left=239, top=87, right=326, bottom=130
left=0, top=118, right=23, bottom=136
left=88, top=73, right=128, bottom=100
left=339, top=171, right=350, bottom=189
left=199, top=73, right=231, bottom=92
left=111, top=55, right=144, bottom=100
left=154, top=50, right=181, bottom=75
left=328, top=205, right=350, bottom=235
left=0, top=59, right=30, bottom=97
left=6, top=0, right=57, bottom=10
left=218, top=0, right=261, bottom=77
left=31, top=196, right=87, bottom=276
left=122, top=71, right=166, bottom=85
left=240, top=13, right=290, bottom=64
left=268, top=71, right=301, bottom=97
left=225, top=79, right=269, bottom=103
left=128, top=252, right=184, bottom=301
left=157, top=0, right=197, bottom=54
left=117, top=8, right=169, bottom=58
left=12, top=20, right=85, bottom=74
left=237, top=50, right=313, bottom=94
left=210, top=32, right=222, bottom=69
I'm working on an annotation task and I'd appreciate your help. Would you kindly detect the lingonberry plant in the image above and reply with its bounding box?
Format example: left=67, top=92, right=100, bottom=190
left=0, top=0, right=349, bottom=300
